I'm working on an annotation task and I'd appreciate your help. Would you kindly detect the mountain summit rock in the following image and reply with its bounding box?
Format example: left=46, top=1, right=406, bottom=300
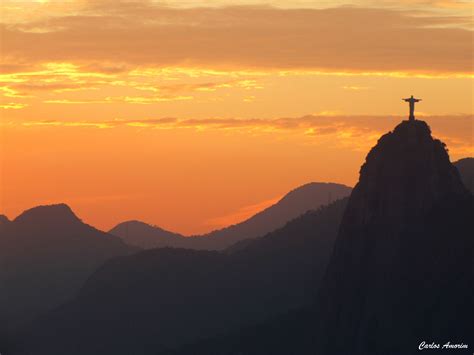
left=317, top=120, right=473, bottom=355
left=341, top=120, right=466, bottom=228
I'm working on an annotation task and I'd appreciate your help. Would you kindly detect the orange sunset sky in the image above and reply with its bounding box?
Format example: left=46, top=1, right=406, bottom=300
left=0, top=0, right=472, bottom=234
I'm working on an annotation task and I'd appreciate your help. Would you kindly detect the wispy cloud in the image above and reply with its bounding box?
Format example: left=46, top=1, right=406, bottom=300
left=43, top=95, right=194, bottom=105
left=0, top=102, right=28, bottom=109
left=342, top=86, right=370, bottom=91
left=0, top=63, right=266, bottom=108
left=16, top=114, right=473, bottom=155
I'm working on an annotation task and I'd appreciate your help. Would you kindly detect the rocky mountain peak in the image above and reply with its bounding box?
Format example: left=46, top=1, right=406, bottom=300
left=344, top=120, right=466, bottom=228
left=317, top=120, right=473, bottom=355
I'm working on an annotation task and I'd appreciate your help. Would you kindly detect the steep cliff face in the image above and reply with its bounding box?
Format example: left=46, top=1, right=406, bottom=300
left=317, top=120, right=473, bottom=355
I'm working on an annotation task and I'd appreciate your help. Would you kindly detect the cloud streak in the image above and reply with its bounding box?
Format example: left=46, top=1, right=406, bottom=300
left=15, top=114, right=473, bottom=155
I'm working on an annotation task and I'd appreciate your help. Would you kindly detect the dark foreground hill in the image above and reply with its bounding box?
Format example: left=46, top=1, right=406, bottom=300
left=316, top=120, right=473, bottom=355
left=170, top=120, right=474, bottom=355
left=11, top=198, right=348, bottom=355
left=110, top=182, right=351, bottom=250
left=0, top=204, right=135, bottom=346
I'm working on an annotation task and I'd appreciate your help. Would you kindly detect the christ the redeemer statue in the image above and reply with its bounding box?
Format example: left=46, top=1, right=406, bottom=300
left=403, top=95, right=422, bottom=121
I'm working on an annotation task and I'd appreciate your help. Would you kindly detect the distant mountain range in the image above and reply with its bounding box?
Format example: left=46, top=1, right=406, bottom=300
left=110, top=163, right=470, bottom=252
left=0, top=204, right=135, bottom=343
left=10, top=198, right=348, bottom=355
left=110, top=182, right=352, bottom=250
left=1, top=145, right=472, bottom=354
left=0, top=182, right=349, bottom=353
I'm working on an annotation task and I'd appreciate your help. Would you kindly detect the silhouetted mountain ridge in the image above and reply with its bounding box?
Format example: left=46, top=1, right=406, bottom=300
left=13, top=198, right=348, bottom=355
left=110, top=182, right=351, bottom=250
left=0, top=204, right=135, bottom=341
left=200, top=183, right=350, bottom=248
left=13, top=203, right=80, bottom=226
